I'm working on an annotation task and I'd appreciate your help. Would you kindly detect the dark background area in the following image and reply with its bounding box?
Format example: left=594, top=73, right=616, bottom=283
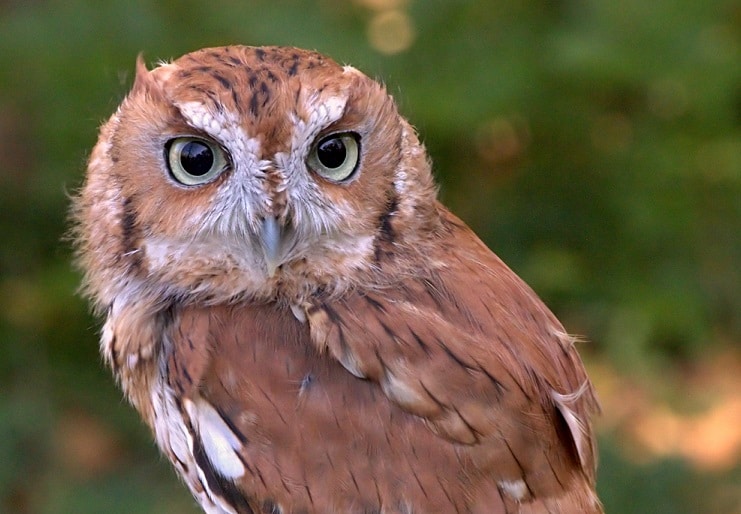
left=0, top=0, right=739, bottom=512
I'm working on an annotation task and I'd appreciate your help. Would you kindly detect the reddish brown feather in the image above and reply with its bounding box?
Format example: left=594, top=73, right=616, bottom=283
left=171, top=304, right=481, bottom=513
left=167, top=203, right=602, bottom=513
left=305, top=207, right=601, bottom=509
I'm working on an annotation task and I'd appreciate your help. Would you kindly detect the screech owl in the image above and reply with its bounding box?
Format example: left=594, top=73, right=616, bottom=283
left=72, top=46, right=602, bottom=514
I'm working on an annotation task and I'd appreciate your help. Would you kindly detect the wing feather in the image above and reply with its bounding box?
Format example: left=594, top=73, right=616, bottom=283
left=306, top=207, right=601, bottom=502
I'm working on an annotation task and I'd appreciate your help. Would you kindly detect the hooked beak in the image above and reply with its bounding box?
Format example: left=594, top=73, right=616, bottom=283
left=260, top=216, right=286, bottom=277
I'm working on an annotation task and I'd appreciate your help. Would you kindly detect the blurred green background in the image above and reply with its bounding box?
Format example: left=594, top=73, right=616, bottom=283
left=1, top=0, right=739, bottom=512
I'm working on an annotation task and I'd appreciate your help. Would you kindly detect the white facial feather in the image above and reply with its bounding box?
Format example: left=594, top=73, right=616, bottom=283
left=277, top=91, right=351, bottom=237
left=175, top=101, right=272, bottom=234
left=163, top=93, right=364, bottom=268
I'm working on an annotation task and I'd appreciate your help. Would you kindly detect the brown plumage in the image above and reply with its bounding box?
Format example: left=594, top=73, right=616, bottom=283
left=72, top=45, right=602, bottom=513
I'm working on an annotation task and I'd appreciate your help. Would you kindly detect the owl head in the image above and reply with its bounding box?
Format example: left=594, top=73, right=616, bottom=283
left=73, top=46, right=439, bottom=312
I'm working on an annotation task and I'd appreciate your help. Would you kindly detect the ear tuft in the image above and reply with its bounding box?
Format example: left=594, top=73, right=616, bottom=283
left=131, top=53, right=154, bottom=96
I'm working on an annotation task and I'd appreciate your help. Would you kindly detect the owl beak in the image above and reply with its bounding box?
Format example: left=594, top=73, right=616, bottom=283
left=260, top=216, right=285, bottom=277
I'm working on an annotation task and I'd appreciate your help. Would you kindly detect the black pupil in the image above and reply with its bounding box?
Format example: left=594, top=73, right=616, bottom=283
left=317, top=138, right=347, bottom=169
left=180, top=141, right=214, bottom=176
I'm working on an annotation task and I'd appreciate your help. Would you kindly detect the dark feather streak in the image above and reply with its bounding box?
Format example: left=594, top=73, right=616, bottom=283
left=120, top=196, right=142, bottom=269
left=440, top=342, right=476, bottom=371
left=373, top=193, right=399, bottom=264
left=192, top=435, right=255, bottom=514
left=213, top=403, right=250, bottom=445
left=109, top=334, right=120, bottom=374
left=261, top=500, right=281, bottom=514
left=408, top=328, right=431, bottom=355
left=213, top=73, right=231, bottom=90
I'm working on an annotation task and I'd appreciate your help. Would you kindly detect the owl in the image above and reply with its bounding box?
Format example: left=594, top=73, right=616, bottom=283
left=72, top=46, right=602, bottom=514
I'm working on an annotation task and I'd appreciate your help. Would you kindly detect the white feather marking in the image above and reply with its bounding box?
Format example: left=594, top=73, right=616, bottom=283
left=393, top=168, right=408, bottom=196
left=394, top=125, right=416, bottom=196
left=184, top=398, right=246, bottom=479
left=337, top=349, right=366, bottom=379
left=100, top=316, right=115, bottom=364
left=553, top=329, right=585, bottom=349
left=551, top=382, right=591, bottom=469
left=498, top=479, right=528, bottom=501
left=152, top=384, right=192, bottom=473
left=290, top=303, right=307, bottom=323
left=342, top=65, right=363, bottom=76
left=381, top=369, right=426, bottom=410
left=151, top=380, right=238, bottom=514
left=176, top=101, right=243, bottom=148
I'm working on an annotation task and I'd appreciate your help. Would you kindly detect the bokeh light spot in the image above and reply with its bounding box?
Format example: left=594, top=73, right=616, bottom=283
left=367, top=9, right=415, bottom=55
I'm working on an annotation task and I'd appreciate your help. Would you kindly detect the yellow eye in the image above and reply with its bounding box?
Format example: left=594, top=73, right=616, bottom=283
left=307, top=133, right=360, bottom=182
left=166, top=137, right=228, bottom=186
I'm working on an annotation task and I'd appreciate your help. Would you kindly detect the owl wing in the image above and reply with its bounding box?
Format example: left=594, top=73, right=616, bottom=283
left=305, top=206, right=602, bottom=510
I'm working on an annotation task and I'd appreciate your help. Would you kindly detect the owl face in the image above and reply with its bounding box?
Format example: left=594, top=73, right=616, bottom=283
left=76, top=47, right=436, bottom=307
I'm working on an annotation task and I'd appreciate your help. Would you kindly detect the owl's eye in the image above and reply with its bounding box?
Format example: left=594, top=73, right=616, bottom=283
left=307, top=133, right=360, bottom=182
left=166, top=137, right=228, bottom=186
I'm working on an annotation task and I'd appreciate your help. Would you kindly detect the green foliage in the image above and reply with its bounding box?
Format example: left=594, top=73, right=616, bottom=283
left=0, top=1, right=738, bottom=512
left=597, top=439, right=741, bottom=514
